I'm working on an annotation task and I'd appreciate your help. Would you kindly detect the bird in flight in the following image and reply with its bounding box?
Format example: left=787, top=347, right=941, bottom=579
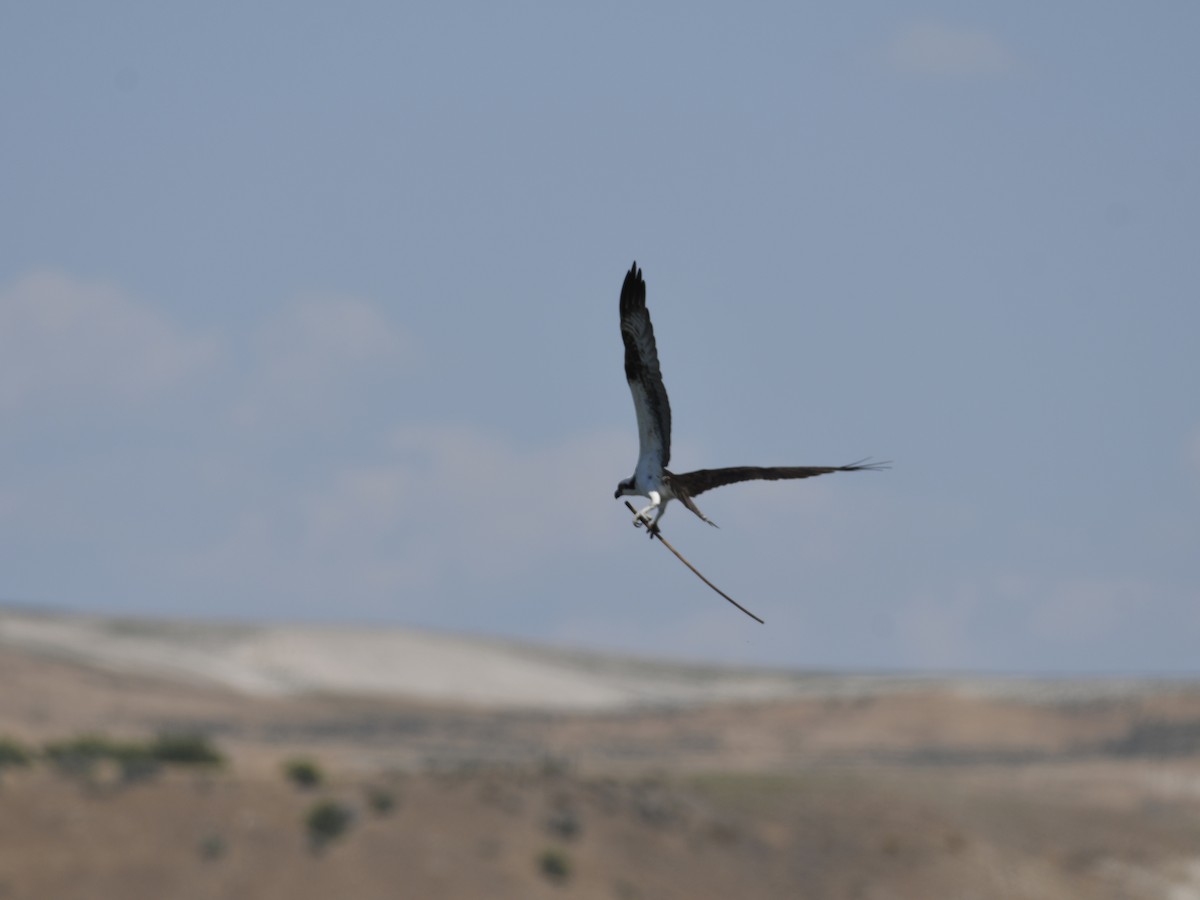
left=614, top=261, right=885, bottom=535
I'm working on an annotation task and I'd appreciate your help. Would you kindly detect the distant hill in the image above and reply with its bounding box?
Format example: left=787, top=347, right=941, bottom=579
left=0, top=606, right=1191, bottom=711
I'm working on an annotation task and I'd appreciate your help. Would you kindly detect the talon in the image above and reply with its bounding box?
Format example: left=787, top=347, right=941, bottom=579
left=635, top=519, right=660, bottom=537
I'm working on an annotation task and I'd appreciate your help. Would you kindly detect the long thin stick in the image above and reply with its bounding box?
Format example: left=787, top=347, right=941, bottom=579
left=624, top=501, right=764, bottom=624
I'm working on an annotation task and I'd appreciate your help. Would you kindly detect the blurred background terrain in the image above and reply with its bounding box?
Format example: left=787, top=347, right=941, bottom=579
left=2, top=608, right=1199, bottom=899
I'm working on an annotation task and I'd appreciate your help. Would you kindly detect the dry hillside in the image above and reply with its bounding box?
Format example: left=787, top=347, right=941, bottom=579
left=1, top=609, right=1199, bottom=899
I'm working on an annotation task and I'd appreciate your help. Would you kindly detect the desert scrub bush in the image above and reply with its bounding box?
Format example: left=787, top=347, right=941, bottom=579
left=364, top=785, right=397, bottom=815
left=537, top=847, right=573, bottom=884
left=544, top=805, right=582, bottom=840
left=41, top=732, right=226, bottom=783
left=42, top=734, right=160, bottom=783
left=198, top=832, right=227, bottom=861
left=283, top=757, right=324, bottom=789
left=305, top=799, right=354, bottom=851
left=149, top=732, right=225, bottom=767
left=0, top=736, right=33, bottom=770
left=42, top=734, right=110, bottom=776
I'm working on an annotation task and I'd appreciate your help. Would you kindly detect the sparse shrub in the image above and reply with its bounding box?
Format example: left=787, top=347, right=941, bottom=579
left=42, top=735, right=111, bottom=776
left=538, top=847, right=572, bottom=884
left=305, top=799, right=354, bottom=850
left=545, top=806, right=582, bottom=840
left=113, top=744, right=160, bottom=784
left=198, top=833, right=227, bottom=861
left=283, top=757, right=324, bottom=789
left=42, top=734, right=160, bottom=782
left=365, top=785, right=397, bottom=815
left=40, top=732, right=225, bottom=784
left=0, top=737, right=33, bottom=770
left=150, top=732, right=225, bottom=767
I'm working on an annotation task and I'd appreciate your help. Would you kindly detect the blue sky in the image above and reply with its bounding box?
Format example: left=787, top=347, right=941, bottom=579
left=3, top=4, right=1198, bottom=672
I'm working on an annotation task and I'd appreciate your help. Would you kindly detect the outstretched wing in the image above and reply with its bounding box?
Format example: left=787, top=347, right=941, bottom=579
left=671, top=459, right=889, bottom=498
left=620, top=262, right=672, bottom=470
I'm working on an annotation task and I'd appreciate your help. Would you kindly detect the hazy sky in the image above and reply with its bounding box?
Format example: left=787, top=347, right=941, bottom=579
left=3, top=4, right=1198, bottom=673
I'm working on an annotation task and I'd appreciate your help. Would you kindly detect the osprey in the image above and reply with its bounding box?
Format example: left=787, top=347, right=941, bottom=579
left=614, top=261, right=885, bottom=534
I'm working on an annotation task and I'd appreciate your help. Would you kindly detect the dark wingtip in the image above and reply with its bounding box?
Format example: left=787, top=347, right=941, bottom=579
left=620, top=261, right=646, bottom=315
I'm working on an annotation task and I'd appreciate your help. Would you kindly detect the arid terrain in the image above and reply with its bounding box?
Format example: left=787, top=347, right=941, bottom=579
left=1, top=608, right=1199, bottom=899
